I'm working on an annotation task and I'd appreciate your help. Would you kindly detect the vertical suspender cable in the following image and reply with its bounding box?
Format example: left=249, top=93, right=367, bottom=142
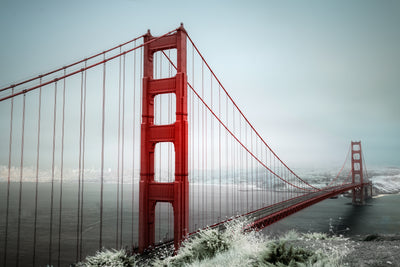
left=285, top=166, right=288, bottom=200
left=49, top=82, right=58, bottom=265
left=239, top=114, right=243, bottom=213
left=230, top=117, right=233, bottom=214
left=120, top=53, right=126, bottom=248
left=244, top=122, right=249, bottom=212
left=197, top=70, right=200, bottom=229
left=190, top=46, right=200, bottom=230
left=131, top=40, right=136, bottom=246
left=266, top=149, right=269, bottom=205
left=76, top=71, right=84, bottom=262
left=99, top=53, right=106, bottom=250
left=204, top=68, right=208, bottom=226
left=137, top=47, right=142, bottom=244
left=274, top=156, right=276, bottom=204
left=210, top=74, right=214, bottom=224
left=139, top=46, right=143, bottom=121
left=264, top=142, right=267, bottom=205
left=263, top=142, right=267, bottom=205
left=280, top=154, right=282, bottom=199
left=256, top=138, right=258, bottom=208
left=238, top=115, right=241, bottom=213
left=273, top=153, right=276, bottom=201
left=153, top=53, right=157, bottom=237
left=282, top=165, right=284, bottom=201
left=261, top=143, right=264, bottom=205
left=284, top=167, right=287, bottom=200
left=232, top=107, right=236, bottom=214
left=267, top=149, right=269, bottom=205
left=158, top=53, right=162, bottom=240
left=289, top=169, right=292, bottom=199
left=236, top=118, right=240, bottom=213
left=16, top=93, right=26, bottom=267
left=286, top=169, right=296, bottom=198
left=116, top=48, right=122, bottom=249
left=80, top=63, right=87, bottom=258
left=225, top=94, right=228, bottom=215
left=190, top=46, right=195, bottom=231
left=283, top=167, right=286, bottom=200
left=154, top=53, right=160, bottom=240
left=269, top=150, right=271, bottom=205
left=260, top=141, right=263, bottom=207
left=167, top=57, right=171, bottom=236
left=3, top=87, right=14, bottom=267
left=33, top=82, right=41, bottom=267
left=265, top=141, right=267, bottom=205
left=168, top=49, right=172, bottom=235
left=230, top=107, right=234, bottom=215
left=218, top=84, right=221, bottom=220
left=201, top=60, right=204, bottom=227
left=271, top=157, right=276, bottom=204
left=258, top=140, right=261, bottom=206
left=58, top=70, right=66, bottom=266
left=251, top=130, right=254, bottom=209
left=188, top=47, right=192, bottom=231
left=288, top=170, right=290, bottom=198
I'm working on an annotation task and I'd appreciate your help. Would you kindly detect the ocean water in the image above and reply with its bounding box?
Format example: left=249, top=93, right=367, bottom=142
left=263, top=194, right=400, bottom=238
left=0, top=181, right=299, bottom=266
left=1, top=181, right=399, bottom=266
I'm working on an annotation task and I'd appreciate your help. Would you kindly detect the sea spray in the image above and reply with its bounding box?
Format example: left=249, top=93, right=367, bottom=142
left=154, top=218, right=265, bottom=266
left=74, top=249, right=137, bottom=266
left=74, top=218, right=355, bottom=266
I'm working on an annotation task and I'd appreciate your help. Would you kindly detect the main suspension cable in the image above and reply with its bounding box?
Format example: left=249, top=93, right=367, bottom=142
left=0, top=35, right=144, bottom=93
left=184, top=32, right=319, bottom=191
left=0, top=28, right=178, bottom=103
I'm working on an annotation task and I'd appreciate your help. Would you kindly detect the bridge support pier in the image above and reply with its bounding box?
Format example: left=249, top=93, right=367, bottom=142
left=139, top=25, right=188, bottom=252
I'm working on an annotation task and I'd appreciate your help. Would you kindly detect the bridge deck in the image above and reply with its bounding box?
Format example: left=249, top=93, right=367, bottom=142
left=245, top=183, right=368, bottom=229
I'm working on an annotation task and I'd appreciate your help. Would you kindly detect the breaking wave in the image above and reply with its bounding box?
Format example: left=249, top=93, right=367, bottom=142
left=75, top=218, right=354, bottom=266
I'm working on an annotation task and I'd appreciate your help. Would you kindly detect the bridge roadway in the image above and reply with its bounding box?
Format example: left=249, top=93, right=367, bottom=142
left=244, top=183, right=367, bottom=230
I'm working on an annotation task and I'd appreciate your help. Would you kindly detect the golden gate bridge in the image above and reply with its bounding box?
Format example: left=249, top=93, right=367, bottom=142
left=0, top=24, right=371, bottom=266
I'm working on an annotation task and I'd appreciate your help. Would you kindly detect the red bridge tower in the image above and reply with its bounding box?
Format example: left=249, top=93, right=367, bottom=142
left=139, top=25, right=188, bottom=252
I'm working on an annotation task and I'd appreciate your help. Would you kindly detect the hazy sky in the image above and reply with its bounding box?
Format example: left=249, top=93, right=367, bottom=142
left=0, top=0, right=399, bottom=169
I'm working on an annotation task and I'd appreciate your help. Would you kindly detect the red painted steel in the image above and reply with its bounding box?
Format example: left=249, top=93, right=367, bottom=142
left=139, top=24, right=188, bottom=252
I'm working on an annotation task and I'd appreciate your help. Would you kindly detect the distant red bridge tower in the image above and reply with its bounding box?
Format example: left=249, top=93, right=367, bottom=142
left=351, top=141, right=365, bottom=205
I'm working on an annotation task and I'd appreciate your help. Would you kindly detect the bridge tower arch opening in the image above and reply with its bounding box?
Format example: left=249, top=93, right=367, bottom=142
left=139, top=25, right=188, bottom=252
